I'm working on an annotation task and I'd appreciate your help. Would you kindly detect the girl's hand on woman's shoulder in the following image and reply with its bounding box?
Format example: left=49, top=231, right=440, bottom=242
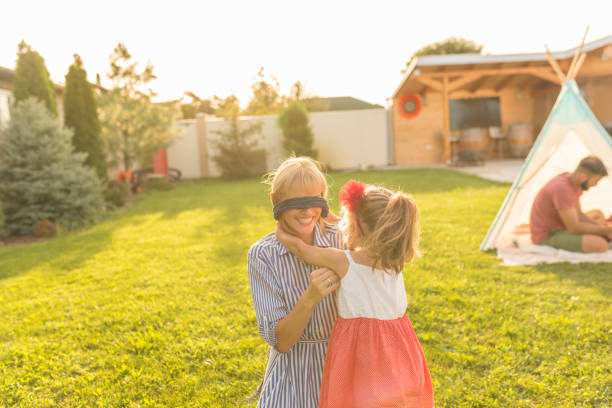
left=323, top=211, right=341, bottom=224
left=275, top=222, right=302, bottom=247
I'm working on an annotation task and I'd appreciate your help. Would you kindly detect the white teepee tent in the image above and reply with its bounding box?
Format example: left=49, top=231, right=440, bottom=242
left=481, top=79, right=612, bottom=250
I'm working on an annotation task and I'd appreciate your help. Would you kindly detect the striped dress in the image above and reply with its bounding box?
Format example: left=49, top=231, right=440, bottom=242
left=247, top=223, right=343, bottom=408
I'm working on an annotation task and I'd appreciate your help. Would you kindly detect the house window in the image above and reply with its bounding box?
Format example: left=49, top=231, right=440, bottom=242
left=450, top=97, right=501, bottom=130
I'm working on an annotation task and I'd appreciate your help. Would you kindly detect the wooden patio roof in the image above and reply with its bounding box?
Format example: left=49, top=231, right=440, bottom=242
left=393, top=34, right=612, bottom=98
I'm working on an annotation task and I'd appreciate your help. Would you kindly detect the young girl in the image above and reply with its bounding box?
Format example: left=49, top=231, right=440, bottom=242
left=276, top=179, right=434, bottom=408
left=247, top=157, right=344, bottom=407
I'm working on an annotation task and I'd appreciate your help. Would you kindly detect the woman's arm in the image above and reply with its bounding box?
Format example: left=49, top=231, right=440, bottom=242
left=275, top=223, right=348, bottom=277
left=248, top=248, right=340, bottom=354
left=274, top=267, right=339, bottom=353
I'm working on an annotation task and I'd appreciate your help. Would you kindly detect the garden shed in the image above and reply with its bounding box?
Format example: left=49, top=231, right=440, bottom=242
left=391, top=34, right=612, bottom=165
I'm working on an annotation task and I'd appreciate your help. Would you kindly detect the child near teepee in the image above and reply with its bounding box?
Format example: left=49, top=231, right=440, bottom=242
left=275, top=180, right=434, bottom=408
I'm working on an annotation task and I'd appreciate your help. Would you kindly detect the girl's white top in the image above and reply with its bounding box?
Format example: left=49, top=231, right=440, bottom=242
left=337, top=250, right=408, bottom=320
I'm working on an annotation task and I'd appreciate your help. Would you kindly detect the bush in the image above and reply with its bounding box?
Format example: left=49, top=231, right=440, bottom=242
left=33, top=219, right=57, bottom=238
left=212, top=114, right=267, bottom=179
left=143, top=177, right=174, bottom=191
left=0, top=98, right=105, bottom=236
left=104, top=184, right=129, bottom=208
left=278, top=100, right=318, bottom=159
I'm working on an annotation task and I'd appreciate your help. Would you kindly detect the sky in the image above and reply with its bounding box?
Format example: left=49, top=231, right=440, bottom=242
left=2, top=0, right=611, bottom=108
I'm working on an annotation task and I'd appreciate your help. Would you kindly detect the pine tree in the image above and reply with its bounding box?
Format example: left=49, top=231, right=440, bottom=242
left=278, top=100, right=318, bottom=159
left=211, top=110, right=267, bottom=179
left=0, top=98, right=105, bottom=236
left=64, top=54, right=108, bottom=181
left=12, top=41, right=58, bottom=116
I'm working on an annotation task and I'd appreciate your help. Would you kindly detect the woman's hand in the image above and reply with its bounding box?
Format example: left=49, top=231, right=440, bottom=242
left=302, top=267, right=340, bottom=308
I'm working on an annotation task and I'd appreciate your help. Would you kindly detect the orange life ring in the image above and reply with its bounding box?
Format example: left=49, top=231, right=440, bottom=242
left=399, top=94, right=422, bottom=119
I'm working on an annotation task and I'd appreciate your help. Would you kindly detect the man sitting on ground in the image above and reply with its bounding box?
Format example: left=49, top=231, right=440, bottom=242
left=530, top=155, right=612, bottom=253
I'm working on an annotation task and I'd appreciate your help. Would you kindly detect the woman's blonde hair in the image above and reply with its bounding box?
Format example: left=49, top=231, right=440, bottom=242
left=264, top=157, right=329, bottom=232
left=341, top=185, right=420, bottom=274
left=265, top=157, right=328, bottom=204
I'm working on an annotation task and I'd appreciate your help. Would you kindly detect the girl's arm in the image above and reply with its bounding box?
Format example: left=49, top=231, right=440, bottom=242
left=275, top=223, right=349, bottom=278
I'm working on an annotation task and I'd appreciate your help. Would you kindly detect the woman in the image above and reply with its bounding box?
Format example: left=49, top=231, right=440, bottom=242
left=247, top=157, right=343, bottom=407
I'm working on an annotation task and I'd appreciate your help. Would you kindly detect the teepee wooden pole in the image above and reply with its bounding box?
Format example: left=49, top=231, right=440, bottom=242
left=567, top=26, right=590, bottom=80
left=545, top=45, right=566, bottom=83
left=569, top=52, right=587, bottom=80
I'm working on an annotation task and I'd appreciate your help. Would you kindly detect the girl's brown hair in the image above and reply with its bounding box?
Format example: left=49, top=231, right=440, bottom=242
left=341, top=185, right=420, bottom=274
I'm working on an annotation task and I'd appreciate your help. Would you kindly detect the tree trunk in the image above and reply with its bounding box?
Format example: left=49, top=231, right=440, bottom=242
left=122, top=129, right=130, bottom=170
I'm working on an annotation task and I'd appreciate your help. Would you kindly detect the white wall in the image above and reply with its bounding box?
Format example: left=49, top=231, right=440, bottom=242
left=310, top=109, right=389, bottom=170
left=167, top=120, right=201, bottom=179
left=168, top=108, right=389, bottom=178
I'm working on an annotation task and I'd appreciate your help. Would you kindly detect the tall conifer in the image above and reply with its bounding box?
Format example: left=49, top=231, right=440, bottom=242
left=64, top=54, right=107, bottom=181
left=13, top=41, right=58, bottom=116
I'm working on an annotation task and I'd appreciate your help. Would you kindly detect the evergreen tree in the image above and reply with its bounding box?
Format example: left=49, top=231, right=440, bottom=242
left=278, top=100, right=318, bottom=159
left=64, top=54, right=108, bottom=181
left=211, top=110, right=267, bottom=179
left=0, top=98, right=105, bottom=236
left=13, top=41, right=58, bottom=116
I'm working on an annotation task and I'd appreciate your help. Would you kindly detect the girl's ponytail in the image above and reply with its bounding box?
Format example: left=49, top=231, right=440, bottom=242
left=363, top=192, right=421, bottom=273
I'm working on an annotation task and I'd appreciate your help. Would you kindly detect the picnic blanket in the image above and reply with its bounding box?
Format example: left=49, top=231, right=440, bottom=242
left=496, top=224, right=612, bottom=265
left=498, top=245, right=612, bottom=266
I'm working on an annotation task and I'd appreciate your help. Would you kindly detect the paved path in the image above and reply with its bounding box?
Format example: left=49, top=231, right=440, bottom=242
left=450, top=159, right=524, bottom=183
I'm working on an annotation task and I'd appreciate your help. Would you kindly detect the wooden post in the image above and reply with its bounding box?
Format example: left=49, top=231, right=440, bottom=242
left=442, top=75, right=451, bottom=163
left=196, top=113, right=209, bottom=177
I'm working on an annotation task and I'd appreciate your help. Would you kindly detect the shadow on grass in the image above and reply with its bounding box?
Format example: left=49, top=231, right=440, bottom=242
left=0, top=225, right=113, bottom=281
left=133, top=169, right=507, bottom=221
left=0, top=168, right=507, bottom=282
left=533, top=262, right=612, bottom=298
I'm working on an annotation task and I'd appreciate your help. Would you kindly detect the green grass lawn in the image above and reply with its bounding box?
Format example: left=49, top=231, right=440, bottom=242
left=0, top=169, right=610, bottom=407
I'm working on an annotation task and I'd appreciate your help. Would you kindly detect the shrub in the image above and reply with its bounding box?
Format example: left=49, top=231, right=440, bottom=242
left=212, top=114, right=267, bottom=179
left=278, top=100, right=318, bottom=159
left=0, top=98, right=105, bottom=236
left=33, top=219, right=57, bottom=238
left=143, top=177, right=174, bottom=191
left=104, top=184, right=129, bottom=208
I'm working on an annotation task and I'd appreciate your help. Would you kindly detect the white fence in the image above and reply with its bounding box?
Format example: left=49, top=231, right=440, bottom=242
left=168, top=108, right=391, bottom=178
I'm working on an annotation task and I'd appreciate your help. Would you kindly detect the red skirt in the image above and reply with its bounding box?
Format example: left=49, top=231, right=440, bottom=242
left=319, top=315, right=434, bottom=408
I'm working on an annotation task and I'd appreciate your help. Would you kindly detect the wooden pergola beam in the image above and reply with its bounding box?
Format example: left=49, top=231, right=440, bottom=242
left=447, top=73, right=483, bottom=92
left=494, top=75, right=516, bottom=92
left=420, top=66, right=560, bottom=82
left=526, top=68, right=561, bottom=85
left=414, top=76, right=443, bottom=92
left=442, top=75, right=451, bottom=163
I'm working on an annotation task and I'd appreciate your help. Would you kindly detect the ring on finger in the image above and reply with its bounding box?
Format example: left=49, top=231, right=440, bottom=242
left=327, top=278, right=333, bottom=286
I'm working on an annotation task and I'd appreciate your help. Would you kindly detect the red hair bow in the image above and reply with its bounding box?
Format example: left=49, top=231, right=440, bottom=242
left=339, top=180, right=366, bottom=213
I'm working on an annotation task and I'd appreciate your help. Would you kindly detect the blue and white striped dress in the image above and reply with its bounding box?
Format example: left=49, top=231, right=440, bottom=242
left=247, top=223, right=344, bottom=408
